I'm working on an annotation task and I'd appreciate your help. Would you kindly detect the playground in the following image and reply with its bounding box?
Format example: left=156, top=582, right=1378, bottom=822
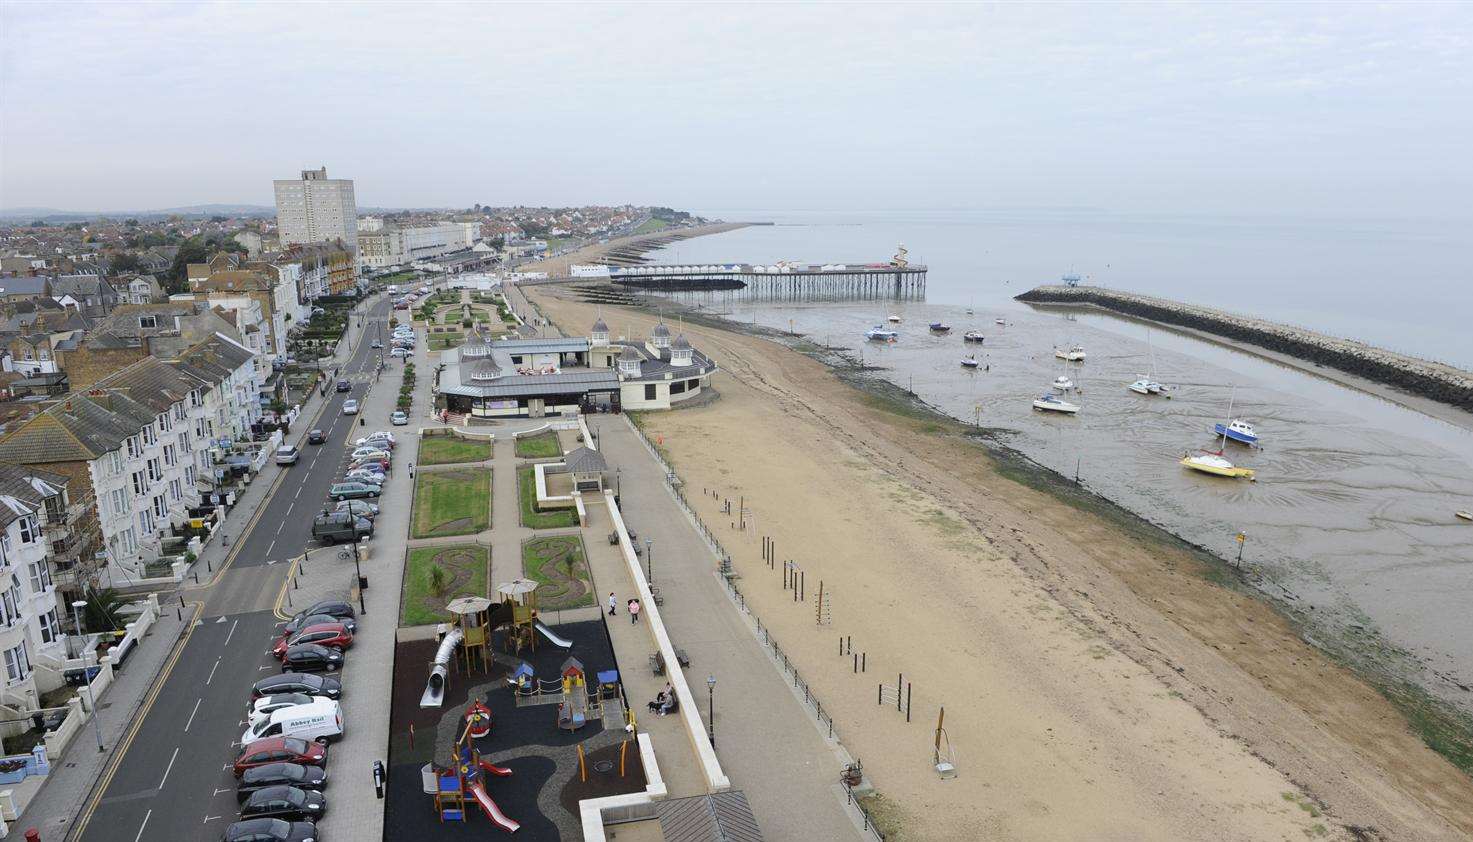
left=386, top=604, right=642, bottom=839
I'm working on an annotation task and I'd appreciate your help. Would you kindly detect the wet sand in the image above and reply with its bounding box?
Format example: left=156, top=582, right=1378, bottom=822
left=528, top=285, right=1473, bottom=841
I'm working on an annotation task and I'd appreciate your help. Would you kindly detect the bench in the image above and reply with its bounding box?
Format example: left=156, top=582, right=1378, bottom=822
left=648, top=648, right=691, bottom=676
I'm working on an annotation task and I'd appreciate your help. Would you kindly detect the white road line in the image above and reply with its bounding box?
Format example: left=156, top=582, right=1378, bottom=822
left=185, top=697, right=202, bottom=732
left=224, top=619, right=238, bottom=647
left=206, top=657, right=221, bottom=685
left=134, top=808, right=152, bottom=842
left=294, top=486, right=302, bottom=499
left=158, top=746, right=179, bottom=789
left=266, top=540, right=275, bottom=557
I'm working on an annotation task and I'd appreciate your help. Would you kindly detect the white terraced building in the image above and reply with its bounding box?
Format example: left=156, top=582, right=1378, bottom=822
left=0, top=466, right=70, bottom=723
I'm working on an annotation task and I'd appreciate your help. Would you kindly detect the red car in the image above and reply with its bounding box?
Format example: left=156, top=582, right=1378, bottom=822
left=234, top=737, right=326, bottom=777
left=272, top=623, right=354, bottom=660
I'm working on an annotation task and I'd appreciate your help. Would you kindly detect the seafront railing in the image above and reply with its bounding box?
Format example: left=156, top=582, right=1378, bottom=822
left=621, top=414, right=888, bottom=840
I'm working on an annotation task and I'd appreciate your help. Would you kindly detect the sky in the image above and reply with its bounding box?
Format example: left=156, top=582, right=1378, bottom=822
left=1, top=1, right=1469, bottom=217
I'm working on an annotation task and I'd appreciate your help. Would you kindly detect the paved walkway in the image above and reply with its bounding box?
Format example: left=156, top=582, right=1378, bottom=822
left=588, top=414, right=861, bottom=841
left=3, top=296, right=385, bottom=841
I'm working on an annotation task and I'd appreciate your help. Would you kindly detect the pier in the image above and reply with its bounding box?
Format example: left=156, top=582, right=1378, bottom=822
left=610, top=261, right=926, bottom=295
left=1016, top=284, right=1473, bottom=412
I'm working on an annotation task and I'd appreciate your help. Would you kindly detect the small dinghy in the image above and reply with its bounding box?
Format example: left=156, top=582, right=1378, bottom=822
left=1052, top=375, right=1075, bottom=392
left=929, top=322, right=952, bottom=333
left=963, top=331, right=985, bottom=343
left=1457, top=510, right=1473, bottom=522
left=995, top=318, right=1008, bottom=326
left=887, top=314, right=902, bottom=323
left=960, top=356, right=980, bottom=369
left=1055, top=345, right=1086, bottom=362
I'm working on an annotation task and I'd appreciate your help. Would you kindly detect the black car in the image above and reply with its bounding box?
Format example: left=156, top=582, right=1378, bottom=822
left=307, top=429, right=326, bottom=446
left=240, top=786, right=327, bottom=821
left=280, top=644, right=343, bottom=672
left=335, top=379, right=351, bottom=393
left=252, top=673, right=342, bottom=700
left=222, top=817, right=317, bottom=842
left=285, top=612, right=356, bottom=636
left=302, top=601, right=356, bottom=622
left=237, top=763, right=327, bottom=803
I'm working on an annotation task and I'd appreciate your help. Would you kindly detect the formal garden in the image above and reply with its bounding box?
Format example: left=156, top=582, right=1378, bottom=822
left=410, top=469, right=490, bottom=539
left=418, top=435, right=493, bottom=466
left=400, top=544, right=489, bottom=627
left=521, top=535, right=593, bottom=610
left=517, top=466, right=577, bottom=529
left=514, top=430, right=562, bottom=459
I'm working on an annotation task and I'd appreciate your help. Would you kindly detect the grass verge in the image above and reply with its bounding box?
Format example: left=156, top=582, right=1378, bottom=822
left=515, top=430, right=562, bottom=459
left=517, top=466, right=577, bottom=529
left=400, top=545, right=488, bottom=627
left=411, top=469, right=490, bottom=538
left=419, top=436, right=492, bottom=466
left=521, top=535, right=593, bottom=609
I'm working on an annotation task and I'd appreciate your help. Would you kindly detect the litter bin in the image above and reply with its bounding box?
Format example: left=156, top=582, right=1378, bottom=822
left=359, top=575, right=369, bottom=591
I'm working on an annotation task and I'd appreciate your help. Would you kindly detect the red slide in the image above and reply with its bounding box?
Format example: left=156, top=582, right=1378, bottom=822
left=479, top=760, right=514, bottom=777
left=469, top=781, right=521, bottom=833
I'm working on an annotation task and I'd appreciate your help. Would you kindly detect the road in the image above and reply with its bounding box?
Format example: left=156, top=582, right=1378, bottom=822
left=73, top=295, right=396, bottom=842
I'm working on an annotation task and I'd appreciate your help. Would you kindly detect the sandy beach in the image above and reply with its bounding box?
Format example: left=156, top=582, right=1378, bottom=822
left=524, top=278, right=1473, bottom=841
left=518, top=221, right=749, bottom=278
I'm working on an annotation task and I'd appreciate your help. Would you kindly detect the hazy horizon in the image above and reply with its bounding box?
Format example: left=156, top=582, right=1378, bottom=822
left=3, top=2, right=1470, bottom=218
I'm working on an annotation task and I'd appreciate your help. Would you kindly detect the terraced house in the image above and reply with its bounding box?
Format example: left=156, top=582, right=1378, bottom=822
left=0, top=466, right=70, bottom=721
left=0, top=336, right=257, bottom=585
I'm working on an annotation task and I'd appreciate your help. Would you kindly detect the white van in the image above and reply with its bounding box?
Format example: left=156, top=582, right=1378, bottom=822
left=387, top=284, right=399, bottom=295
left=240, top=698, right=343, bottom=745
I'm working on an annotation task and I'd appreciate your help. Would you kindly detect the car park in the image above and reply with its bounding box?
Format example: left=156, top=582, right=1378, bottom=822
left=280, top=643, right=344, bottom=672
left=239, top=786, right=328, bottom=822
left=233, top=736, right=327, bottom=776
left=272, top=624, right=354, bottom=659
left=222, top=817, right=319, bottom=842
left=391, top=411, right=408, bottom=426
left=311, top=512, right=373, bottom=544
left=240, top=698, right=343, bottom=746
left=284, top=611, right=356, bottom=637
left=274, top=446, right=300, bottom=466
left=307, top=429, right=326, bottom=445
left=341, top=399, right=359, bottom=415
left=251, top=673, right=342, bottom=701
left=236, top=763, right=327, bottom=803
left=249, top=693, right=321, bottom=727
left=332, top=500, right=378, bottom=520
left=334, top=379, right=351, bottom=393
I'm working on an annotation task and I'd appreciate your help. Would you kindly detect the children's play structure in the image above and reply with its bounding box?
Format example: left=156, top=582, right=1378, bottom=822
left=557, top=657, right=589, bottom=731
left=421, top=586, right=576, bottom=709
left=497, top=578, right=573, bottom=654
left=424, top=700, right=521, bottom=832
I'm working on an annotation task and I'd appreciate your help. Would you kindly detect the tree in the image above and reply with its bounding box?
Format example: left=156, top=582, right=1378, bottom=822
left=81, top=589, right=125, bottom=632
left=109, top=252, right=143, bottom=274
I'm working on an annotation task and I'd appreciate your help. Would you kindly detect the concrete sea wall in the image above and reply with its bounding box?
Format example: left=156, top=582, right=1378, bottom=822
left=1016, top=285, right=1473, bottom=412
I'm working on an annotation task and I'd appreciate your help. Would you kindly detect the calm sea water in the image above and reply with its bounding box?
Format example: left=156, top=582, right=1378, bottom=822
left=647, top=210, right=1473, bottom=709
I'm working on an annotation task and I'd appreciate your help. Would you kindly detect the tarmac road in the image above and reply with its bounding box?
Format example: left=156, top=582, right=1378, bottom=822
left=74, top=296, right=394, bottom=842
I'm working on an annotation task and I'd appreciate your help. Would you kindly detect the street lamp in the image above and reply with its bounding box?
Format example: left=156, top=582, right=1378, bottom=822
left=645, top=539, right=653, bottom=585
left=70, top=600, right=106, bottom=752
left=706, top=675, right=716, bottom=747
left=351, top=539, right=367, bottom=615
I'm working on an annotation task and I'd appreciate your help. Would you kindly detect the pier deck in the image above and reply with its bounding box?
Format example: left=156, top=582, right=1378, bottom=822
left=609, top=261, right=927, bottom=296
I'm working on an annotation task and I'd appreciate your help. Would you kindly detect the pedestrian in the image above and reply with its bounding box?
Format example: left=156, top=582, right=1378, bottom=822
left=607, top=592, right=617, bottom=616
left=628, top=598, right=641, bottom=624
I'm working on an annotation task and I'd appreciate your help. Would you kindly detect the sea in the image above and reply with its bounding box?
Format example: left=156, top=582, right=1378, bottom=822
left=642, top=208, right=1473, bottom=711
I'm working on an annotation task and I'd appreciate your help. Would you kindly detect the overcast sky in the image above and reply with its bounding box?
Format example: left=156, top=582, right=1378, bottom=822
left=1, top=2, right=1469, bottom=216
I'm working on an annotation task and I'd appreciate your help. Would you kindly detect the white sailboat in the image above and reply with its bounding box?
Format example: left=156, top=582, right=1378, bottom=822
left=1127, top=331, right=1172, bottom=397
left=1181, top=388, right=1256, bottom=480
left=1052, top=375, right=1075, bottom=392
left=1032, top=393, right=1080, bottom=414
left=1055, top=345, right=1086, bottom=362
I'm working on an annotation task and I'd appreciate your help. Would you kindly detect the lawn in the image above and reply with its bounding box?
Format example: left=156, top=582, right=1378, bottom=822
left=400, top=545, right=489, bottom=627
left=515, top=430, right=562, bottom=459
left=634, top=218, right=670, bottom=234
left=411, top=469, right=490, bottom=538
left=427, top=332, right=464, bottom=350
left=521, top=536, right=593, bottom=609
left=517, top=466, right=578, bottom=529
left=418, top=436, right=492, bottom=466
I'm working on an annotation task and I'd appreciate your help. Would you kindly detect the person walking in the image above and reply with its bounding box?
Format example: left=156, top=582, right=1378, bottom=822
left=628, top=598, right=641, bottom=624
left=607, top=592, right=617, bottom=616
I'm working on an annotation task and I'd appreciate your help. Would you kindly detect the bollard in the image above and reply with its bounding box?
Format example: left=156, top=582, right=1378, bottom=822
left=176, top=605, right=182, bottom=622
left=862, top=652, right=866, bottom=673
left=373, top=760, right=386, bottom=799
left=193, top=571, right=199, bottom=584
left=853, top=653, right=858, bottom=673
left=906, top=682, right=912, bottom=722
left=800, top=572, right=804, bottom=602
left=897, top=673, right=903, bottom=712
left=206, top=557, right=212, bottom=572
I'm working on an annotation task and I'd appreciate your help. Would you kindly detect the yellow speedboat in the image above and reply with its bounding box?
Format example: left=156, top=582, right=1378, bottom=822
left=1181, top=451, right=1256, bottom=480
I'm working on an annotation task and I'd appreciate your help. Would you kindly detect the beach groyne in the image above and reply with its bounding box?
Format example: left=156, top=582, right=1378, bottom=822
left=1016, top=285, right=1473, bottom=412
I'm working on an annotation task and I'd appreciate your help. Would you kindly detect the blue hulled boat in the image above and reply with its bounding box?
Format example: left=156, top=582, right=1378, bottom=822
left=1213, top=419, right=1259, bottom=445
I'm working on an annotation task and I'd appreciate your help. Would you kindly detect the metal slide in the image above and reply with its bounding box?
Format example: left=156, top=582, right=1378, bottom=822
left=470, top=781, right=521, bottom=832
left=534, top=621, right=573, bottom=649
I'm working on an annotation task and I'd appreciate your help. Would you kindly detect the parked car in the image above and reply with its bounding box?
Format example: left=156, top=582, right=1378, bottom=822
left=251, top=673, right=342, bottom=701
left=390, top=347, right=408, bottom=358
left=280, top=643, right=343, bottom=673
left=240, top=698, right=343, bottom=746
left=355, top=433, right=395, bottom=448
left=239, top=786, right=327, bottom=822
left=284, top=611, right=356, bottom=637
left=249, top=693, right=321, bottom=727
left=345, top=459, right=388, bottom=474
left=329, top=482, right=379, bottom=502
left=370, top=340, right=382, bottom=349
left=341, top=399, right=359, bottom=415
left=349, top=447, right=390, bottom=462
left=222, top=818, right=318, bottom=842
left=334, top=379, right=351, bottom=393
left=301, top=601, right=356, bottom=622
left=307, top=429, right=326, bottom=446
left=233, top=736, right=327, bottom=777
left=390, top=411, right=408, bottom=426
left=312, top=511, right=373, bottom=544
left=274, top=446, right=300, bottom=466
left=343, top=470, right=384, bottom=486
left=235, top=763, right=327, bottom=803
left=332, top=500, right=378, bottom=520
left=272, top=625, right=354, bottom=660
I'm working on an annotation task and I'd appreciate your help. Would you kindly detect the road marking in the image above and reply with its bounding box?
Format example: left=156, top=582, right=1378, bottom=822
left=158, top=746, right=179, bottom=789
left=266, top=540, right=275, bottom=557
left=133, top=808, right=151, bottom=842
left=206, top=657, right=221, bottom=685
left=224, top=618, right=238, bottom=646
left=213, top=787, right=232, bottom=796
left=215, top=616, right=226, bottom=624
left=185, top=697, right=202, bottom=732
left=203, top=815, right=222, bottom=823
left=294, top=486, right=302, bottom=499
left=276, top=521, right=285, bottom=534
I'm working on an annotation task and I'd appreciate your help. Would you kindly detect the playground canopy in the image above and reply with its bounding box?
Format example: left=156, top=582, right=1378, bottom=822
left=446, top=596, right=493, bottom=615
left=497, top=579, right=538, bottom=599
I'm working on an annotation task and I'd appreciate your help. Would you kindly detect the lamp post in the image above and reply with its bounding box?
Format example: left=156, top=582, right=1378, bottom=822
left=70, top=601, right=106, bottom=752
left=706, top=674, right=716, bottom=748
left=645, top=538, right=653, bottom=585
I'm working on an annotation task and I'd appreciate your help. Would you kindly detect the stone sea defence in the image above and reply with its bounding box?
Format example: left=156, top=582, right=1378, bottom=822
left=1016, top=285, right=1473, bottom=412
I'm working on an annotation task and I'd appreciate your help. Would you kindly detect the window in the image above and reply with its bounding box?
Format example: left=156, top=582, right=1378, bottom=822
left=152, top=495, right=166, bottom=519
left=644, top=384, right=657, bottom=401
left=131, top=470, right=146, bottom=496
left=4, top=641, right=30, bottom=685
left=163, top=444, right=176, bottom=466
left=141, top=425, right=156, bottom=446
left=185, top=465, right=196, bottom=487
left=157, top=412, right=171, bottom=433
left=0, top=587, right=15, bottom=626
left=110, top=488, right=128, bottom=516
left=126, top=436, right=141, bottom=459
left=138, top=315, right=157, bottom=329
left=195, top=418, right=208, bottom=438
left=139, top=508, right=154, bottom=535
left=169, top=479, right=181, bottom=502
left=173, top=403, right=185, bottom=422
left=107, top=450, right=123, bottom=475
left=670, top=380, right=687, bottom=395
left=28, top=560, right=51, bottom=593
left=38, top=609, right=60, bottom=644
left=146, top=458, right=162, bottom=482
left=121, top=527, right=137, bottom=555
left=189, top=389, right=202, bottom=408
left=17, top=516, right=36, bottom=544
